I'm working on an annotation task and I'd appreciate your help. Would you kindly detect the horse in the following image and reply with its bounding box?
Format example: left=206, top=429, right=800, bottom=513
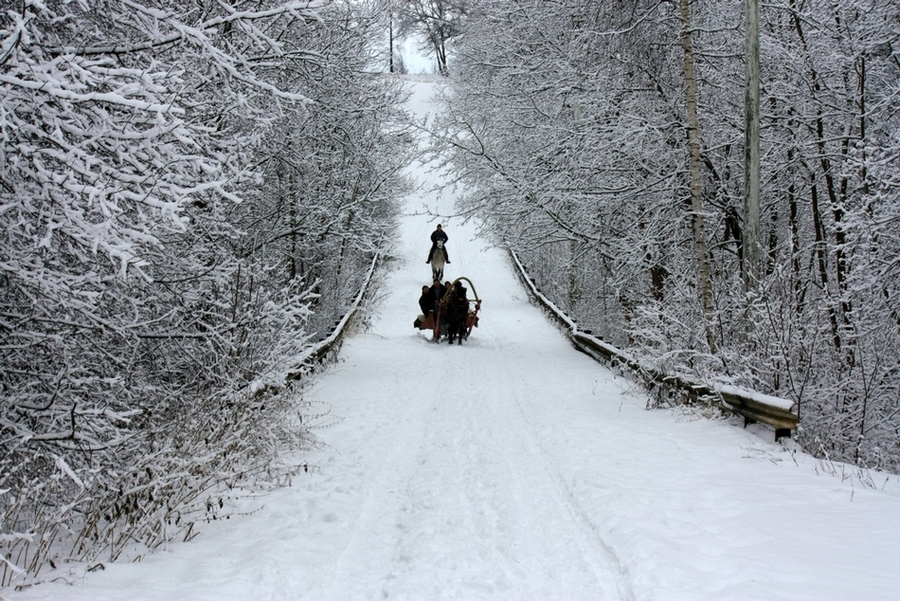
left=430, top=240, right=447, bottom=281
left=445, top=282, right=469, bottom=345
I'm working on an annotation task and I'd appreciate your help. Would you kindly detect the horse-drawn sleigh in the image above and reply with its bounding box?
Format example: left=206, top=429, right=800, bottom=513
left=414, top=276, right=482, bottom=344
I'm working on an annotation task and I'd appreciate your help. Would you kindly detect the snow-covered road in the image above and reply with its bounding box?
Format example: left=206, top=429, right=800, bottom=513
left=10, top=79, right=899, bottom=601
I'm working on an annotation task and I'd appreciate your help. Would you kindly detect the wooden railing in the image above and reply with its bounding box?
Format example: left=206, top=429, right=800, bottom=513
left=509, top=251, right=798, bottom=441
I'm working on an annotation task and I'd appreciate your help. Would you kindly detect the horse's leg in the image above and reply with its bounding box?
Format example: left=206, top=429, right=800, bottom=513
left=433, top=306, right=441, bottom=341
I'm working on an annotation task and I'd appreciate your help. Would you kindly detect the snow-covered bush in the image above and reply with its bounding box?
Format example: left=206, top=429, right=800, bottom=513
left=437, top=0, right=900, bottom=471
left=1, top=0, right=410, bottom=586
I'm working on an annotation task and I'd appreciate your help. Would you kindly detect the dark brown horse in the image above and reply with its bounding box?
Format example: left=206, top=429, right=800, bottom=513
left=445, top=281, right=469, bottom=345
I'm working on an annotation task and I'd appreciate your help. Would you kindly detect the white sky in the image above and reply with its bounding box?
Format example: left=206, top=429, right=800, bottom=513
left=401, top=37, right=434, bottom=75
left=10, top=79, right=900, bottom=601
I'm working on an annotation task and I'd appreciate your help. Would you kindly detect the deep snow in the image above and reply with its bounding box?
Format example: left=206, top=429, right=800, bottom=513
left=8, top=79, right=900, bottom=601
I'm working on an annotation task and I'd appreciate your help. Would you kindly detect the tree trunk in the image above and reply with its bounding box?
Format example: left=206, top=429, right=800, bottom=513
left=790, top=0, right=852, bottom=357
left=786, top=145, right=805, bottom=315
left=389, top=10, right=395, bottom=73
left=743, top=0, right=761, bottom=293
left=679, top=0, right=718, bottom=354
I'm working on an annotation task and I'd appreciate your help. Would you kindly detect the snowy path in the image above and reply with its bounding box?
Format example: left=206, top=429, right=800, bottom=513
left=10, top=79, right=900, bottom=601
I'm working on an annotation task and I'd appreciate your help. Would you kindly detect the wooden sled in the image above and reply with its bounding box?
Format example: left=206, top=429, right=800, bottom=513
left=414, top=277, right=482, bottom=341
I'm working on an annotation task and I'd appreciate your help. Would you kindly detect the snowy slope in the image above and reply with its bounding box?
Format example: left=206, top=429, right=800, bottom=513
left=8, top=79, right=899, bottom=601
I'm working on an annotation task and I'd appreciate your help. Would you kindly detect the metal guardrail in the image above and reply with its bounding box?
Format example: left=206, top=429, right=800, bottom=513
left=287, top=253, right=381, bottom=379
left=509, top=251, right=798, bottom=441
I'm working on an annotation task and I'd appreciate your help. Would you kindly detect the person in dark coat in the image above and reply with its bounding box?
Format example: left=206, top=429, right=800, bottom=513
left=428, top=278, right=446, bottom=315
left=428, top=279, right=448, bottom=338
left=418, top=285, right=432, bottom=317
left=426, top=224, right=450, bottom=264
left=414, top=284, right=434, bottom=329
left=446, top=280, right=468, bottom=345
left=430, top=278, right=446, bottom=308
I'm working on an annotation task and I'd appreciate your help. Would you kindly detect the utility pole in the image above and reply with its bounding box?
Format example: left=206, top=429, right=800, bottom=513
left=743, top=0, right=761, bottom=293
left=389, top=5, right=395, bottom=73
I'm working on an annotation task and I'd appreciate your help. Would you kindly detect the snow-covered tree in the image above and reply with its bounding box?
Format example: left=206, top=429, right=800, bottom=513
left=1, top=0, right=410, bottom=584
left=437, top=0, right=900, bottom=470
left=392, top=0, right=469, bottom=76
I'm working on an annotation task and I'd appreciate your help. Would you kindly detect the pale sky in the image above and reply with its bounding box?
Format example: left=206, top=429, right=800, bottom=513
left=401, top=36, right=434, bottom=74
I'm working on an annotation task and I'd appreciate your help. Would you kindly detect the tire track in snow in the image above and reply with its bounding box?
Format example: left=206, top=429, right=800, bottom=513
left=300, top=79, right=639, bottom=599
left=460, top=335, right=637, bottom=600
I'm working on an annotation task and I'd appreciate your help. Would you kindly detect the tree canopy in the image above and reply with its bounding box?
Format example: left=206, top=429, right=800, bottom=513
left=1, top=0, right=412, bottom=584
left=435, top=0, right=900, bottom=472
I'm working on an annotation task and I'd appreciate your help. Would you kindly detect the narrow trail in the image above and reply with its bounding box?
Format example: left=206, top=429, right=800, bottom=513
left=12, top=78, right=900, bottom=601
left=284, top=78, right=639, bottom=596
